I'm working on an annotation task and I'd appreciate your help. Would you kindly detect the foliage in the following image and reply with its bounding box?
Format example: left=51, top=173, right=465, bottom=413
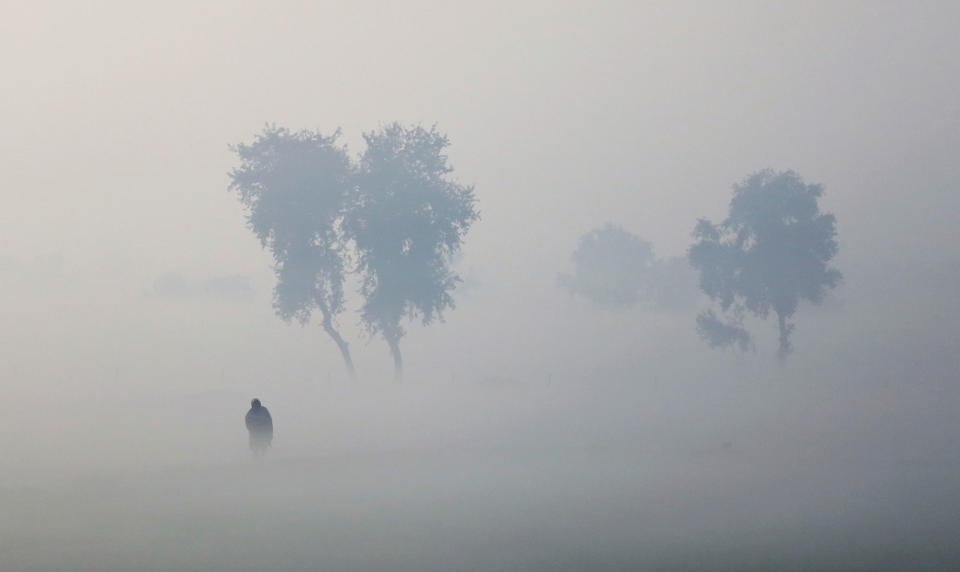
left=345, top=123, right=479, bottom=377
left=696, top=310, right=753, bottom=352
left=228, top=125, right=357, bottom=376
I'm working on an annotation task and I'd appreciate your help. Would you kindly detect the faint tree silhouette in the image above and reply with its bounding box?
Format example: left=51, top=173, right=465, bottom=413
left=559, top=223, right=655, bottom=309
left=559, top=224, right=698, bottom=311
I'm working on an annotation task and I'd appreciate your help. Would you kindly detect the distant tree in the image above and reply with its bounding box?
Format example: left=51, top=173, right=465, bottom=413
left=345, top=124, right=479, bottom=379
left=229, top=125, right=357, bottom=379
left=559, top=224, right=698, bottom=311
left=688, top=170, right=841, bottom=360
left=558, top=223, right=655, bottom=309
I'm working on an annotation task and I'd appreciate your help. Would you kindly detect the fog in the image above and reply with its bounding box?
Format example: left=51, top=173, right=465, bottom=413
left=2, top=1, right=959, bottom=570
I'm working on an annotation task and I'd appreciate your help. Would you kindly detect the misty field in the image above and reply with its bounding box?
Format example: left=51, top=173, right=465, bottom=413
left=4, top=378, right=958, bottom=572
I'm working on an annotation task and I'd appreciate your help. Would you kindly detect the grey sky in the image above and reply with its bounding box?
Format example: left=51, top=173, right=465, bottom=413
left=4, top=1, right=956, bottom=267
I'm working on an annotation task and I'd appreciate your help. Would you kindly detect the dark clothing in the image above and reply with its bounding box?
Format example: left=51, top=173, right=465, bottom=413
left=245, top=405, right=273, bottom=453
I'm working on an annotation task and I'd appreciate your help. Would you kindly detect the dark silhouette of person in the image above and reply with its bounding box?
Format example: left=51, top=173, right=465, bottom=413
left=245, top=398, right=273, bottom=455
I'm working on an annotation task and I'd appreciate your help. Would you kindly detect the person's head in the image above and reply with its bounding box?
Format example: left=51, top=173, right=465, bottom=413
left=251, top=398, right=261, bottom=409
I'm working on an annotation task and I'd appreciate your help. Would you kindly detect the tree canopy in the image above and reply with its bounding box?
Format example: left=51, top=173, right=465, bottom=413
left=346, top=124, right=479, bottom=378
left=228, top=125, right=356, bottom=377
left=230, top=123, right=478, bottom=380
left=688, top=170, right=841, bottom=359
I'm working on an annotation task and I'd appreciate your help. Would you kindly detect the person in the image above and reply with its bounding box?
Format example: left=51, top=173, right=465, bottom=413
left=245, top=398, right=273, bottom=456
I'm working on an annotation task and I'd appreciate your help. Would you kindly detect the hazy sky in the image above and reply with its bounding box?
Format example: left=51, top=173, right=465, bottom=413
left=1, top=0, right=958, bottom=471
left=4, top=1, right=957, bottom=264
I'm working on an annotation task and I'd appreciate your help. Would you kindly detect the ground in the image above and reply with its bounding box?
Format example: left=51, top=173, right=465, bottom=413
left=3, top=444, right=959, bottom=571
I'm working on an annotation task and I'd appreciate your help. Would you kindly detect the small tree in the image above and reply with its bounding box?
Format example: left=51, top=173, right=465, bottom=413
left=229, top=125, right=357, bottom=378
left=688, top=170, right=841, bottom=360
left=346, top=124, right=479, bottom=379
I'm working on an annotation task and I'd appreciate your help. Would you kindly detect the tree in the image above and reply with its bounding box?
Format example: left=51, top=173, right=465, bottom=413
left=229, top=125, right=357, bottom=378
left=558, top=223, right=656, bottom=309
left=559, top=224, right=698, bottom=311
left=688, top=170, right=841, bottom=360
left=345, top=124, right=479, bottom=379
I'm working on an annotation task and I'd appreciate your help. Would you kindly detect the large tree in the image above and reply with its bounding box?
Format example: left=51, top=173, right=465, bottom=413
left=229, top=125, right=357, bottom=378
left=346, top=124, right=479, bottom=379
left=688, top=170, right=841, bottom=360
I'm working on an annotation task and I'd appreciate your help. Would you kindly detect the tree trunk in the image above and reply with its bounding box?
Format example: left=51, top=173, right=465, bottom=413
left=321, top=312, right=356, bottom=380
left=386, top=335, right=403, bottom=380
left=777, top=311, right=792, bottom=363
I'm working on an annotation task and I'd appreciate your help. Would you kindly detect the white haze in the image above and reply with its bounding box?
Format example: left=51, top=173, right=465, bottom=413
left=1, top=1, right=959, bottom=570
